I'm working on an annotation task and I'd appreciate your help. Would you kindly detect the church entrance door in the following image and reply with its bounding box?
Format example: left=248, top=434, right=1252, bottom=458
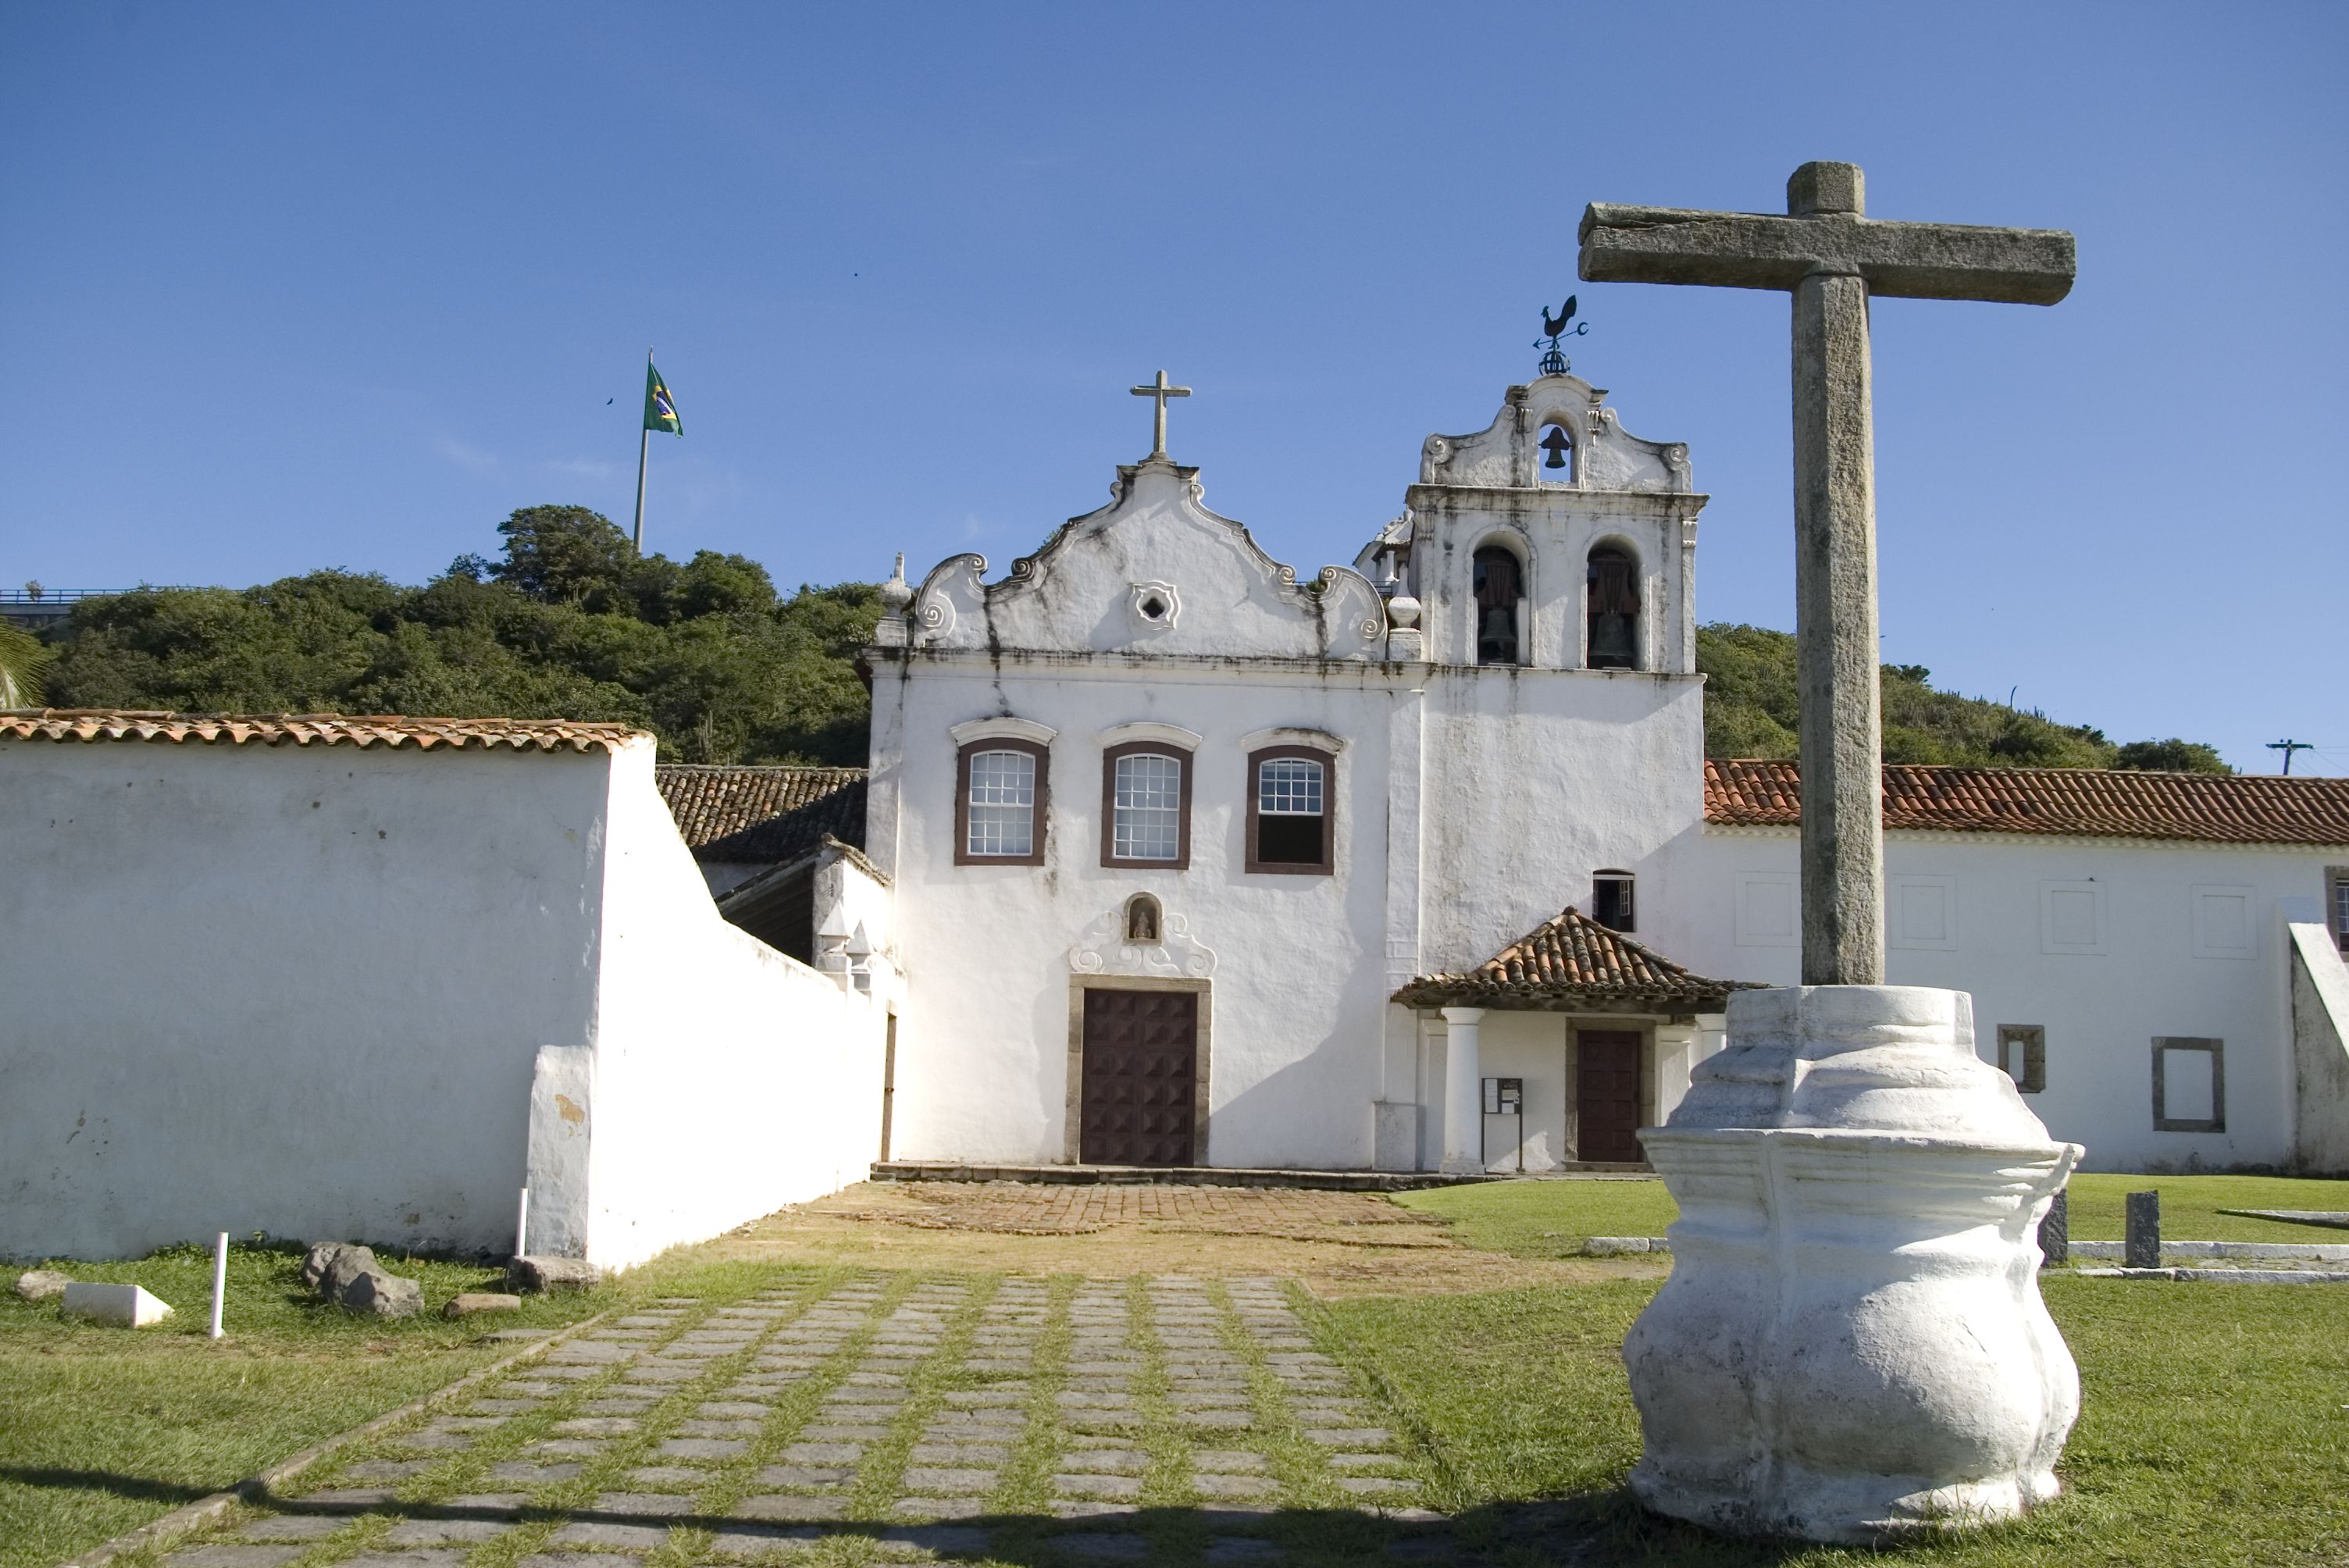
left=1079, top=988, right=1198, bottom=1166
left=1576, top=1031, right=1645, bottom=1164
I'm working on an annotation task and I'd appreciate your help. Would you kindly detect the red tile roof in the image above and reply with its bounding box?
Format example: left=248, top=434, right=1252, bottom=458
left=1393, top=907, right=1758, bottom=1012
left=655, top=764, right=868, bottom=862
left=0, top=708, right=643, bottom=752
left=1705, top=759, right=2349, bottom=847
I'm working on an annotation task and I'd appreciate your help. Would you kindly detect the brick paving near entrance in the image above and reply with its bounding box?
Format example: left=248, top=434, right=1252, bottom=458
left=170, top=1270, right=1439, bottom=1567
left=818, top=1181, right=1456, bottom=1244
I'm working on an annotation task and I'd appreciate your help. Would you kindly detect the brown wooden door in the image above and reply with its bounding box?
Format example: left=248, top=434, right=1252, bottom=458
left=1577, top=1031, right=1645, bottom=1164
left=1080, top=989, right=1197, bottom=1166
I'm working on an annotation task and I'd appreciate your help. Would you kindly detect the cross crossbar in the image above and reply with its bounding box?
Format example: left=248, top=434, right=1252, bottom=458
left=1577, top=162, right=2075, bottom=986
left=1580, top=205, right=2075, bottom=304
left=1130, top=369, right=1192, bottom=458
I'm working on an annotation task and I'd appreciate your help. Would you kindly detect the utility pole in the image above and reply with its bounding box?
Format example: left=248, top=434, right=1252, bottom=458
left=2266, top=739, right=2315, bottom=775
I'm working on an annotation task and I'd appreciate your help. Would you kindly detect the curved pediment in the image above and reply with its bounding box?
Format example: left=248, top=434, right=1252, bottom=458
left=1418, top=373, right=1691, bottom=494
left=909, top=456, right=1387, bottom=661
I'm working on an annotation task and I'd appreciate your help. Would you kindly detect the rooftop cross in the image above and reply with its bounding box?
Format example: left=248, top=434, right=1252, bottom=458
left=1129, top=369, right=1192, bottom=458
left=1580, top=162, right=2074, bottom=985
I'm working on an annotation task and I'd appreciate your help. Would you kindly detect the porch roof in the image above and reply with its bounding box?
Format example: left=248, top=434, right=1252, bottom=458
left=1392, top=907, right=1761, bottom=1014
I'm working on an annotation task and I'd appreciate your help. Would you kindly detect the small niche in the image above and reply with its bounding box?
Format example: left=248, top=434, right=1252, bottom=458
left=1124, top=893, right=1163, bottom=944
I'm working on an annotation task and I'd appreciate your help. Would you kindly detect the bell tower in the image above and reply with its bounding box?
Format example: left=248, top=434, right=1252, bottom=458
left=1370, top=372, right=1706, bottom=673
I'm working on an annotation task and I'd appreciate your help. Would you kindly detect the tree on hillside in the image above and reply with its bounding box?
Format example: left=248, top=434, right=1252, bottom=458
left=35, top=522, right=2230, bottom=775
left=2112, top=738, right=2231, bottom=775
left=1691, top=623, right=2228, bottom=771
left=40, top=506, right=879, bottom=766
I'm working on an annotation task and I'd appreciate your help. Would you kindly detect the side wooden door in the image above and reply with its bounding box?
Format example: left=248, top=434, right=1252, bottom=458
left=1079, top=989, right=1198, bottom=1166
left=1576, top=1030, right=1645, bottom=1164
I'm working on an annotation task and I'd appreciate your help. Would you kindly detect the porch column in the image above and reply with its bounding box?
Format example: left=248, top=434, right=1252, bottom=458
left=1440, top=1006, right=1486, bottom=1175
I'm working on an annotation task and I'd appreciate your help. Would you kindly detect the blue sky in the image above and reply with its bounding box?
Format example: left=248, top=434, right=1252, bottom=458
left=3, top=2, right=2343, bottom=772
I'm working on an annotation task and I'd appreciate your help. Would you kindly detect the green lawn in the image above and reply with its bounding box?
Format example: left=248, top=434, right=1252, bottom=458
left=1318, top=1276, right=2349, bottom=1566
left=0, top=1240, right=785, bottom=1568
left=1396, top=1173, right=2349, bottom=1256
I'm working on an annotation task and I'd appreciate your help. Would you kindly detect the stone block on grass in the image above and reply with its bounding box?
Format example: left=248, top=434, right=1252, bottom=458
left=508, top=1255, right=600, bottom=1293
left=733, top=1492, right=850, bottom=1520
left=550, top=1520, right=677, bottom=1550
left=1054, top=1473, right=1143, bottom=1499
left=162, top=1548, right=305, bottom=1567
left=444, top=1292, right=522, bottom=1318
left=300, top=1242, right=362, bottom=1292
left=226, top=1515, right=344, bottom=1541
left=62, top=1281, right=174, bottom=1327
left=14, top=1268, right=70, bottom=1303
left=338, top=1267, right=422, bottom=1318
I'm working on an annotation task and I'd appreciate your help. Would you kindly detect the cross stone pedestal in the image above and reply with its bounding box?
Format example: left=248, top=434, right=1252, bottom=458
left=1627, top=985, right=2080, bottom=1542
left=1581, top=164, right=2083, bottom=1543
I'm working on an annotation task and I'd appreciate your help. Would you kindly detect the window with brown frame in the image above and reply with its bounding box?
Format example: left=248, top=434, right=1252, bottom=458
left=954, top=737, right=1048, bottom=866
left=1246, top=746, right=1333, bottom=875
left=1101, top=742, right=1191, bottom=869
left=2332, top=866, right=2349, bottom=956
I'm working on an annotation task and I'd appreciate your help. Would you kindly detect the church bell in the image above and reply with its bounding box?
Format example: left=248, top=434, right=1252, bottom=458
left=1540, top=426, right=1572, bottom=470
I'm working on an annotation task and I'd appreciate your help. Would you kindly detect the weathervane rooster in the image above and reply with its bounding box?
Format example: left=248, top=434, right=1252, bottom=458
left=1535, top=295, right=1587, bottom=376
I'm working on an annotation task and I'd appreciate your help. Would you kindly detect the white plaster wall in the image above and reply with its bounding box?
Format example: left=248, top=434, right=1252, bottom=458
left=1476, top=1013, right=1570, bottom=1172
left=1417, top=666, right=1711, bottom=978
left=2287, top=916, right=2349, bottom=1174
left=1683, top=828, right=2346, bottom=1171
left=0, top=739, right=609, bottom=1260
left=872, top=654, right=1400, bottom=1170
left=581, top=748, right=887, bottom=1270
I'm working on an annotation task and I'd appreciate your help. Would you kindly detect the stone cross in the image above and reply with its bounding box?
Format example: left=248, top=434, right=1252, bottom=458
left=1580, top=162, right=2074, bottom=984
left=1130, top=369, right=1191, bottom=458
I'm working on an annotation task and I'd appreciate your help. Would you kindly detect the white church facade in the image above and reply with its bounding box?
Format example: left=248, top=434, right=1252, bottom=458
left=4, top=369, right=2347, bottom=1266
left=860, top=371, right=2349, bottom=1180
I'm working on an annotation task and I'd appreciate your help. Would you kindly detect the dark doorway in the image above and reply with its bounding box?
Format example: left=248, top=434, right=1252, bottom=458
left=1080, top=989, right=1199, bottom=1166
left=1577, top=1031, right=1645, bottom=1164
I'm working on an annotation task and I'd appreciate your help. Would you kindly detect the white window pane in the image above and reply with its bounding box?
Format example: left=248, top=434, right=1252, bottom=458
left=967, top=750, right=1035, bottom=857
left=1114, top=753, right=1182, bottom=860
left=1258, top=757, right=1324, bottom=815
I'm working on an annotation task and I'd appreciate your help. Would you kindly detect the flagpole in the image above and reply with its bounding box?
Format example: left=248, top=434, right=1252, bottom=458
left=632, top=347, right=652, bottom=552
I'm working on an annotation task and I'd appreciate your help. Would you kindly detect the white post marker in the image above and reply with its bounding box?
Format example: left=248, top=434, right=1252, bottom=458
left=209, top=1231, right=227, bottom=1340
left=515, top=1187, right=531, bottom=1260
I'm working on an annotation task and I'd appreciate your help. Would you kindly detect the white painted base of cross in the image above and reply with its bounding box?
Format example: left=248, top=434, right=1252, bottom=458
left=1627, top=985, right=2080, bottom=1543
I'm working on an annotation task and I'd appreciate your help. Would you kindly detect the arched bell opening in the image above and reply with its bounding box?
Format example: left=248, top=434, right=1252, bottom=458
left=1471, top=543, right=1527, bottom=666
left=1586, top=543, right=1641, bottom=671
left=1538, top=422, right=1574, bottom=483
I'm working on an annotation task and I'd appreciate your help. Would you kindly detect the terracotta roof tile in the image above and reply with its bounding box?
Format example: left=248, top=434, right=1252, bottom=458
left=0, top=707, right=643, bottom=753
left=1394, top=907, right=1758, bottom=1012
left=655, top=764, right=868, bottom=863
left=1705, top=758, right=2349, bottom=847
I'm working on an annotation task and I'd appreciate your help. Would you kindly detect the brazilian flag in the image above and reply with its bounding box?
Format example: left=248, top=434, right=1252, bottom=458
left=643, top=361, right=682, bottom=437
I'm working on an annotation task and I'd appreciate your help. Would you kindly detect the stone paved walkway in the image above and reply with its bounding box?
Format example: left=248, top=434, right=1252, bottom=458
left=168, top=1272, right=1444, bottom=1567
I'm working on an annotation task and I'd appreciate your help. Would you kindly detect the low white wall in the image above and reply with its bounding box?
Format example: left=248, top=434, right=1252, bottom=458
left=1684, top=829, right=2338, bottom=1171
left=575, top=748, right=886, bottom=1270
left=0, top=739, right=609, bottom=1261
left=2289, top=918, right=2349, bottom=1174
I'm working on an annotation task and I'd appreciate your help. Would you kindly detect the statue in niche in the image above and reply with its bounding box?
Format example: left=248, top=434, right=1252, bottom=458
left=1125, top=893, right=1161, bottom=945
